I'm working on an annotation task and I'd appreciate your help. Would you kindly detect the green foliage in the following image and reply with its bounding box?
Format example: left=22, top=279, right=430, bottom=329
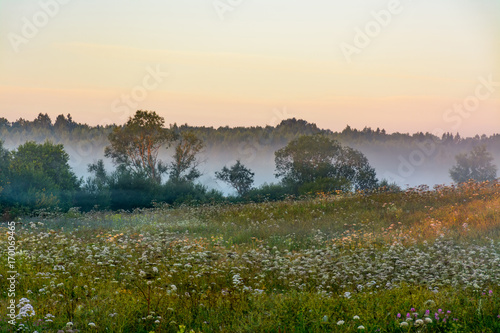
left=1, top=183, right=500, bottom=332
left=275, top=135, right=378, bottom=193
left=4, top=141, right=79, bottom=211
left=33, top=112, right=52, bottom=128
left=215, top=160, right=255, bottom=196
left=10, top=141, right=78, bottom=189
left=377, top=179, right=402, bottom=192
left=78, top=161, right=223, bottom=211
left=0, top=140, right=11, bottom=193
left=335, top=146, right=378, bottom=191
left=105, top=110, right=175, bottom=183
left=275, top=135, right=341, bottom=187
left=450, top=145, right=498, bottom=183
left=298, top=177, right=351, bottom=195
left=107, top=165, right=162, bottom=210
left=161, top=180, right=224, bottom=205
left=169, top=131, right=204, bottom=184
left=246, top=182, right=291, bottom=202
left=79, top=159, right=112, bottom=211
left=54, top=113, right=77, bottom=131
left=2, top=114, right=500, bottom=217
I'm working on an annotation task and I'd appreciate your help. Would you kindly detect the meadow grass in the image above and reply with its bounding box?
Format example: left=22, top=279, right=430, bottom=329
left=1, top=181, right=499, bottom=332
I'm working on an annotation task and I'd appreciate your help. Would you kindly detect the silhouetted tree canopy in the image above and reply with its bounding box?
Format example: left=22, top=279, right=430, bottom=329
left=450, top=145, right=497, bottom=183
left=169, top=131, right=204, bottom=184
left=275, top=135, right=378, bottom=193
left=215, top=160, right=255, bottom=196
left=105, top=110, right=175, bottom=183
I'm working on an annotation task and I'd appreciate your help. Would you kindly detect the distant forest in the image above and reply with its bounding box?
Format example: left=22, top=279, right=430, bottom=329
left=2, top=113, right=499, bottom=148
left=1, top=113, right=499, bottom=184
left=0, top=112, right=499, bottom=219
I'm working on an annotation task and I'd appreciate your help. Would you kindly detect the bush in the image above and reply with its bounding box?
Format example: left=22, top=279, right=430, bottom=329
left=161, top=181, right=224, bottom=206
left=246, top=183, right=291, bottom=202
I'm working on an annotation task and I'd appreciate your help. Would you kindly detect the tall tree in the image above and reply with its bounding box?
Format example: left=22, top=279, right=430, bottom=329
left=169, top=131, right=204, bottom=183
left=0, top=118, right=10, bottom=128
left=449, top=145, right=497, bottom=183
left=335, top=146, right=378, bottom=190
left=0, top=141, right=11, bottom=195
left=275, top=135, right=341, bottom=186
left=8, top=141, right=80, bottom=209
left=54, top=113, right=76, bottom=131
left=215, top=160, right=255, bottom=196
left=81, top=159, right=111, bottom=209
left=105, top=110, right=175, bottom=183
left=33, top=113, right=52, bottom=129
left=275, top=135, right=378, bottom=192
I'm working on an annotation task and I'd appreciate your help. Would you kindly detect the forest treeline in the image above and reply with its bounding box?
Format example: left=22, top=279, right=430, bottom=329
left=2, top=113, right=500, bottom=148
left=0, top=112, right=498, bottom=219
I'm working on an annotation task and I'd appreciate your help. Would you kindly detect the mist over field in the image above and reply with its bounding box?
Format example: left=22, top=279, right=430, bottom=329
left=1, top=117, right=499, bottom=195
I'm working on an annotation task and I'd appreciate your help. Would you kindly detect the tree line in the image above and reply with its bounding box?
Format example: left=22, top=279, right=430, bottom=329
left=0, top=111, right=497, bottom=219
left=2, top=113, right=500, bottom=149
left=0, top=111, right=377, bottom=218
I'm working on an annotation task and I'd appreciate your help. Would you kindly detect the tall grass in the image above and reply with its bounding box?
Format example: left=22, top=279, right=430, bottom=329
left=1, top=181, right=499, bottom=332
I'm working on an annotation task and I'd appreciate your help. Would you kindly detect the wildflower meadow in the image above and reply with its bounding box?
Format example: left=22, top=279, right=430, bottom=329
left=1, top=181, right=500, bottom=332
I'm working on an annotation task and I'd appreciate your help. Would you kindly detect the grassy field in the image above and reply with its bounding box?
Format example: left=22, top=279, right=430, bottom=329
left=1, top=181, right=500, bottom=332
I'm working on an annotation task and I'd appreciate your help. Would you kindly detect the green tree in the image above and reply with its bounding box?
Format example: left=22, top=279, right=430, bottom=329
left=54, top=113, right=76, bottom=131
left=0, top=141, right=11, bottom=196
left=8, top=141, right=80, bottom=209
left=215, top=160, right=255, bottom=196
left=169, top=131, right=204, bottom=183
left=108, top=165, right=160, bottom=210
left=33, top=113, right=52, bottom=129
left=274, top=135, right=378, bottom=193
left=0, top=118, right=10, bottom=128
left=275, top=135, right=341, bottom=187
left=80, top=159, right=111, bottom=210
left=105, top=110, right=175, bottom=183
left=335, top=146, right=378, bottom=191
left=377, top=179, right=402, bottom=192
left=449, top=145, right=497, bottom=183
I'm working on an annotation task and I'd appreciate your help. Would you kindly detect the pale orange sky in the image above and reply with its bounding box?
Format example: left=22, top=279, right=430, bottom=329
left=1, top=0, right=499, bottom=136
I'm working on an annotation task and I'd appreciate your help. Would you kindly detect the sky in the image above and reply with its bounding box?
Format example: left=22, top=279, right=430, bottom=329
left=0, top=0, right=499, bottom=136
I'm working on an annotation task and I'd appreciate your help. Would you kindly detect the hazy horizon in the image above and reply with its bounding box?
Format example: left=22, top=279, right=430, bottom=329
left=1, top=112, right=499, bottom=139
